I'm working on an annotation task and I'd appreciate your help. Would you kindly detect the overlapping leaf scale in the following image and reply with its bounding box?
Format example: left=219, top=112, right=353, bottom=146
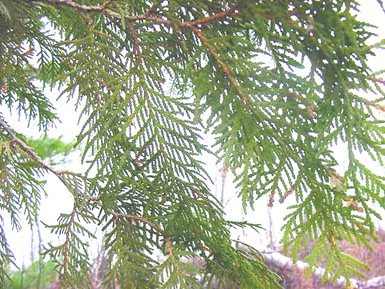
left=0, top=213, right=13, bottom=287
left=281, top=185, right=373, bottom=281
left=43, top=172, right=98, bottom=289
left=103, top=216, right=162, bottom=289
left=53, top=20, right=241, bottom=286
left=0, top=124, right=96, bottom=286
left=0, top=135, right=45, bottom=229
left=0, top=3, right=62, bottom=128
left=0, top=128, right=48, bottom=281
left=44, top=207, right=97, bottom=288
left=188, top=2, right=385, bottom=282
left=190, top=28, right=319, bottom=206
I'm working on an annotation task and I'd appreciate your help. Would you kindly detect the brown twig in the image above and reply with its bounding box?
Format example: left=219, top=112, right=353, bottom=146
left=261, top=9, right=299, bottom=22
left=197, top=240, right=212, bottom=253
left=144, top=0, right=165, bottom=18
left=375, top=77, right=385, bottom=85
left=190, top=26, right=250, bottom=105
left=185, top=5, right=238, bottom=27
left=0, top=118, right=65, bottom=176
left=30, top=0, right=296, bottom=29
left=29, top=0, right=173, bottom=25
left=61, top=204, right=78, bottom=269
left=126, top=22, right=142, bottom=67
left=365, top=100, right=385, bottom=113
left=29, top=0, right=238, bottom=28
left=28, top=1, right=248, bottom=104
left=89, top=195, right=174, bottom=257
left=267, top=189, right=276, bottom=207
left=279, top=187, right=294, bottom=203
left=101, top=0, right=113, bottom=12
left=191, top=189, right=206, bottom=201
left=110, top=210, right=174, bottom=258
left=27, top=1, right=249, bottom=103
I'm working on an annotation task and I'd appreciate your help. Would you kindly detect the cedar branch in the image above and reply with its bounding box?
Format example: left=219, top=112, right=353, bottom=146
left=27, top=0, right=248, bottom=104
left=101, top=0, right=113, bottom=11
left=28, top=0, right=238, bottom=27
left=186, top=5, right=238, bottom=26
left=89, top=196, right=174, bottom=257
left=111, top=211, right=174, bottom=258
left=127, top=22, right=142, bottom=67
left=0, top=117, right=66, bottom=176
left=144, top=0, right=165, bottom=18
left=61, top=204, right=78, bottom=271
left=190, top=26, right=250, bottom=105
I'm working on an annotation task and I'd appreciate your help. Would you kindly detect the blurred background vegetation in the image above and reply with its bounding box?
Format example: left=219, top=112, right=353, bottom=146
left=25, top=134, right=76, bottom=165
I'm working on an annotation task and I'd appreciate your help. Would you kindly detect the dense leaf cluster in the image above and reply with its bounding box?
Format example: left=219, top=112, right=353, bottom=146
left=1, top=0, right=385, bottom=288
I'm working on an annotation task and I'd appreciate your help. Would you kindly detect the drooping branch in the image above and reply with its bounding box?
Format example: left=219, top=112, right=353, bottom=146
left=111, top=211, right=174, bottom=258
left=190, top=26, right=250, bottom=105
left=0, top=117, right=66, bottom=176
left=28, top=0, right=238, bottom=28
left=61, top=204, right=78, bottom=271
left=25, top=0, right=249, bottom=105
left=88, top=196, right=174, bottom=258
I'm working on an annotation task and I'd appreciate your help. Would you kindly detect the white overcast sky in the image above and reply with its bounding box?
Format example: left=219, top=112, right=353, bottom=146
left=2, top=0, right=385, bottom=268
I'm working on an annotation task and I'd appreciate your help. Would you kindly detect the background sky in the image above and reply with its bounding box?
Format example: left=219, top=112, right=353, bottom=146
left=2, top=0, right=385, bottom=269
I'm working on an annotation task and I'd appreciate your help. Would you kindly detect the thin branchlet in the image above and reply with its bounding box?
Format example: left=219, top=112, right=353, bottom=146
left=2, top=1, right=385, bottom=287
left=0, top=118, right=66, bottom=176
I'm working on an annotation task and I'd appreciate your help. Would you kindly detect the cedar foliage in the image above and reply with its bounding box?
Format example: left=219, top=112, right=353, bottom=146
left=1, top=0, right=385, bottom=288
